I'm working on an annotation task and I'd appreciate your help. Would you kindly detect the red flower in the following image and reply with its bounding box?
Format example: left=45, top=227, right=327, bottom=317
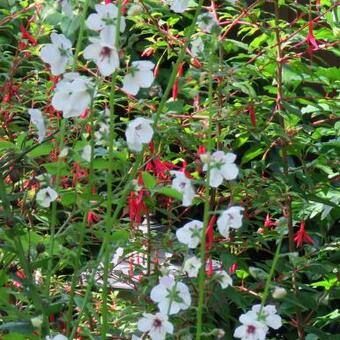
left=248, top=105, right=256, bottom=128
left=229, top=262, right=238, bottom=274
left=87, top=211, right=100, bottom=225
left=206, top=215, right=216, bottom=251
left=264, top=214, right=277, bottom=228
left=172, top=63, right=184, bottom=100
left=20, top=25, right=37, bottom=46
left=129, top=191, right=147, bottom=224
left=141, top=47, right=155, bottom=57
left=197, top=145, right=206, bottom=156
left=206, top=257, right=214, bottom=277
left=294, top=221, right=314, bottom=248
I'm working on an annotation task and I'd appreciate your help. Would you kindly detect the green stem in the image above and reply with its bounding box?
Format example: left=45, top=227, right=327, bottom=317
left=101, top=1, right=122, bottom=338
left=260, top=232, right=284, bottom=309
left=195, top=56, right=214, bottom=340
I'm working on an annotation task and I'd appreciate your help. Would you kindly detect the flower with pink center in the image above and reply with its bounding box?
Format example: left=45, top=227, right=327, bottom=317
left=137, top=312, right=173, bottom=340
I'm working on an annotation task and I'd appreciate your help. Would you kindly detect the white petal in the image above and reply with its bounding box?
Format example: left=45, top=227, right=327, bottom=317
left=137, top=314, right=153, bottom=332
left=135, top=70, right=154, bottom=89
left=209, top=168, right=223, bottom=188
left=83, top=43, right=101, bottom=61
left=221, top=163, right=239, bottom=180
left=122, top=73, right=140, bottom=95
left=86, top=13, right=103, bottom=31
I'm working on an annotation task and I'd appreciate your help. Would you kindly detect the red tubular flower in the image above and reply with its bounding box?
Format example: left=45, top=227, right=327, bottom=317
left=248, top=105, right=256, bottom=128
left=80, top=108, right=89, bottom=119
left=20, top=25, right=37, bottom=46
left=197, top=145, right=206, bottom=156
left=129, top=190, right=147, bottom=224
left=105, top=0, right=111, bottom=3
left=207, top=257, right=214, bottom=277
left=172, top=63, right=184, bottom=100
left=72, top=163, right=88, bottom=186
left=264, top=214, right=277, bottom=228
left=122, top=0, right=129, bottom=14
left=206, top=215, right=216, bottom=251
left=141, top=47, right=155, bottom=57
left=306, top=21, right=319, bottom=56
left=191, top=58, right=202, bottom=69
left=87, top=211, right=100, bottom=226
left=229, top=262, right=238, bottom=274
left=294, top=221, right=314, bottom=248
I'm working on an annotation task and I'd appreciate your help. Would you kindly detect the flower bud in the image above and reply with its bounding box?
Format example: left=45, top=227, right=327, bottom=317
left=31, top=315, right=43, bottom=328
left=127, top=3, right=144, bottom=16
left=272, top=286, right=287, bottom=299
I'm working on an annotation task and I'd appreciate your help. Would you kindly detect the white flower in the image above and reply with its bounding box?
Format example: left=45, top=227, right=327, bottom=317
left=45, top=334, right=68, bottom=340
left=217, top=206, right=244, bottom=238
left=176, top=220, right=203, bottom=248
left=127, top=3, right=144, bottom=16
left=249, top=304, right=282, bottom=330
left=137, top=312, right=174, bottom=340
left=150, top=276, right=191, bottom=315
left=234, top=314, right=268, bottom=340
left=86, top=4, right=126, bottom=37
left=191, top=36, right=204, bottom=57
left=52, top=73, right=93, bottom=118
left=215, top=270, right=233, bottom=289
left=125, top=117, right=154, bottom=152
left=272, top=286, right=287, bottom=299
left=36, top=187, right=58, bottom=208
left=95, top=122, right=109, bottom=144
left=131, top=335, right=141, bottom=340
left=60, top=0, right=73, bottom=17
left=112, top=247, right=124, bottom=265
left=83, top=28, right=119, bottom=76
left=28, top=109, right=46, bottom=143
left=170, top=171, right=195, bottom=207
left=165, top=0, right=189, bottom=13
left=40, top=33, right=73, bottom=75
left=122, top=61, right=155, bottom=96
left=81, top=145, right=92, bottom=162
left=31, top=316, right=43, bottom=327
left=183, top=256, right=201, bottom=278
left=197, top=12, right=218, bottom=33
left=202, top=151, right=239, bottom=188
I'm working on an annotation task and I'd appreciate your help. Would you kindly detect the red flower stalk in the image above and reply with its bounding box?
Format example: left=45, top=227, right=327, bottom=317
left=294, top=221, right=314, bottom=248
left=206, top=215, right=216, bottom=251
left=87, top=211, right=100, bottom=226
left=248, top=104, right=256, bottom=128
left=20, top=25, right=37, bottom=46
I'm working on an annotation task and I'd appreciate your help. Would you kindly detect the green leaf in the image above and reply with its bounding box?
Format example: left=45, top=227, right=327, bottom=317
left=241, top=146, right=264, bottom=165
left=155, top=187, right=182, bottom=200
left=142, top=172, right=156, bottom=190
left=28, top=143, right=53, bottom=157
left=0, top=141, right=16, bottom=151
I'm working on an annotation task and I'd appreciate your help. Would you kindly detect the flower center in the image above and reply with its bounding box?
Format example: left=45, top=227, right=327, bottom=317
left=247, top=325, right=256, bottom=334
left=100, top=46, right=112, bottom=59
left=152, top=318, right=162, bottom=328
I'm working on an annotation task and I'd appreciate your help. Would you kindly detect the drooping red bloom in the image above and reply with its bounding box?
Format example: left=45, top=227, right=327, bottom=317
left=294, top=221, right=314, bottom=248
left=206, top=215, right=216, bottom=251
left=141, top=47, right=155, bottom=57
left=191, top=58, right=202, bottom=69
left=264, top=214, right=277, bottom=228
left=20, top=25, right=37, bottom=46
left=80, top=108, right=89, bottom=119
left=197, top=145, right=206, bottom=157
left=306, top=21, right=320, bottom=56
left=72, top=163, right=88, bottom=186
left=248, top=105, right=256, bottom=128
left=87, top=211, right=100, bottom=226
left=229, top=262, right=238, bottom=274
left=129, top=191, right=147, bottom=224
left=105, top=0, right=111, bottom=3
left=172, top=63, right=184, bottom=100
